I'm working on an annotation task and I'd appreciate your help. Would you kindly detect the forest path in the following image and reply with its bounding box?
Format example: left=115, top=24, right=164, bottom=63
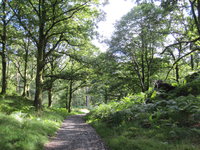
left=44, top=114, right=107, bottom=150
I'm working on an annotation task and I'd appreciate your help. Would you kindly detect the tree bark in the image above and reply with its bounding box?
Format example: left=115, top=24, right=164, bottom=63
left=85, top=87, right=89, bottom=107
left=175, top=64, right=179, bottom=83
left=1, top=0, right=7, bottom=95
left=68, top=80, right=73, bottom=113
left=34, top=39, right=45, bottom=110
left=48, top=61, right=54, bottom=107
left=22, top=40, right=29, bottom=97
left=34, top=63, right=43, bottom=110
left=191, top=54, right=195, bottom=70
left=1, top=46, right=7, bottom=95
left=34, top=0, right=46, bottom=110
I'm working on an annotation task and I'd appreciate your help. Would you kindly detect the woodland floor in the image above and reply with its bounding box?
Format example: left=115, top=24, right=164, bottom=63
left=44, top=114, right=107, bottom=150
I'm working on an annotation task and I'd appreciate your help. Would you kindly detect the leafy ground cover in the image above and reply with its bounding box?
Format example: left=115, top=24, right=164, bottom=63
left=0, top=96, right=80, bottom=150
left=86, top=75, right=200, bottom=150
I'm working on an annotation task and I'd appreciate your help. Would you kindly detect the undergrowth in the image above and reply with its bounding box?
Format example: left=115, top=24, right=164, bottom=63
left=0, top=96, right=79, bottom=150
left=86, top=74, right=200, bottom=150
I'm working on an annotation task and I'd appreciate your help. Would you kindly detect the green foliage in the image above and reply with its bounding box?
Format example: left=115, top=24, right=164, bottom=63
left=0, top=96, right=75, bottom=150
left=175, top=78, right=200, bottom=96
left=86, top=82, right=200, bottom=150
left=0, top=96, right=33, bottom=114
left=87, top=93, right=145, bottom=125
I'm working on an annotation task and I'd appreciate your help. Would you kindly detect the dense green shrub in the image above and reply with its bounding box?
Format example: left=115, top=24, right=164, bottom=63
left=86, top=87, right=200, bottom=149
left=185, top=71, right=200, bottom=83
left=89, top=93, right=200, bottom=127
left=176, top=79, right=200, bottom=96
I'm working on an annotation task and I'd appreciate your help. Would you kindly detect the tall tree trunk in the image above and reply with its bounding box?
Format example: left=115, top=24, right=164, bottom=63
left=16, top=72, right=20, bottom=93
left=48, top=60, right=54, bottom=107
left=141, top=33, right=146, bottom=92
left=141, top=54, right=146, bottom=92
left=175, top=64, right=179, bottom=83
left=26, top=84, right=30, bottom=97
left=68, top=80, right=73, bottom=113
left=34, top=43, right=45, bottom=110
left=86, top=95, right=89, bottom=107
left=34, top=62, right=43, bottom=110
left=190, top=54, right=194, bottom=70
left=1, top=46, right=7, bottom=95
left=66, top=86, right=69, bottom=109
left=1, top=0, right=7, bottom=95
left=34, top=0, right=46, bottom=110
left=22, top=41, right=29, bottom=97
left=85, top=87, right=89, bottom=107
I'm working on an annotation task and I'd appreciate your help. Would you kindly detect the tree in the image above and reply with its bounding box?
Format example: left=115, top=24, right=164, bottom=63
left=158, top=0, right=200, bottom=80
left=109, top=3, right=167, bottom=92
left=0, top=0, right=14, bottom=94
left=10, top=0, right=100, bottom=110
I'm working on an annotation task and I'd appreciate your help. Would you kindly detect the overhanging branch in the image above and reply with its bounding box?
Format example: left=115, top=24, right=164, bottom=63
left=165, top=47, right=200, bottom=80
left=161, top=37, right=200, bottom=54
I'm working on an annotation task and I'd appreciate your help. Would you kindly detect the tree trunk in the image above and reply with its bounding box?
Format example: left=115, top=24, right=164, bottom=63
left=66, top=86, right=68, bottom=109
left=26, top=84, right=30, bottom=97
left=34, top=65, right=43, bottom=110
left=34, top=0, right=46, bottom=110
left=1, top=0, right=7, bottom=95
left=48, top=59, right=54, bottom=107
left=34, top=42, right=44, bottom=110
left=141, top=31, right=146, bottom=92
left=86, top=95, right=89, bottom=107
left=85, top=87, right=89, bottom=107
left=22, top=42, right=29, bottom=97
left=48, top=88, right=52, bottom=107
left=190, top=54, right=194, bottom=70
left=1, top=47, right=7, bottom=95
left=175, top=64, right=179, bottom=83
left=16, top=72, right=20, bottom=93
left=141, top=55, right=145, bottom=91
left=68, top=80, right=73, bottom=113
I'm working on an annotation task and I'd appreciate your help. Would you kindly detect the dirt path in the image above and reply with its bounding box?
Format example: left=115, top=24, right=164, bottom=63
left=44, top=114, right=107, bottom=150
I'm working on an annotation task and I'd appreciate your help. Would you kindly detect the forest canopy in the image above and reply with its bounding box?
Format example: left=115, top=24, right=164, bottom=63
left=0, top=0, right=199, bottom=111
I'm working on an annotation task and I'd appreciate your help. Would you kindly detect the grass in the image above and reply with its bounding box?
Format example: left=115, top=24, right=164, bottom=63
left=88, top=120, right=200, bottom=150
left=0, top=95, right=82, bottom=150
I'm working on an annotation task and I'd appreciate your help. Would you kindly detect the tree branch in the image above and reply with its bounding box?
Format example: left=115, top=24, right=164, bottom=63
left=189, top=0, right=200, bottom=35
left=45, top=3, right=88, bottom=37
left=45, top=34, right=63, bottom=58
left=12, top=59, right=25, bottom=81
left=9, top=4, right=38, bottom=45
left=28, top=0, right=39, bottom=16
left=161, top=37, right=200, bottom=54
left=165, top=47, right=200, bottom=80
left=72, top=81, right=87, bottom=93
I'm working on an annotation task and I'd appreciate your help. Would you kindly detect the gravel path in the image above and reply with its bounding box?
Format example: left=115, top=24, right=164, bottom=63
left=44, top=114, right=107, bottom=150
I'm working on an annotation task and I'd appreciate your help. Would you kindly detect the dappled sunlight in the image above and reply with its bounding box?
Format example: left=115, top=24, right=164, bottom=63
left=79, top=109, right=90, bottom=114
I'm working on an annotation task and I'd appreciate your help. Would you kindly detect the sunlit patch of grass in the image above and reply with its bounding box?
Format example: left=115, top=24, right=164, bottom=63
left=0, top=110, right=67, bottom=150
left=0, top=96, right=82, bottom=150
